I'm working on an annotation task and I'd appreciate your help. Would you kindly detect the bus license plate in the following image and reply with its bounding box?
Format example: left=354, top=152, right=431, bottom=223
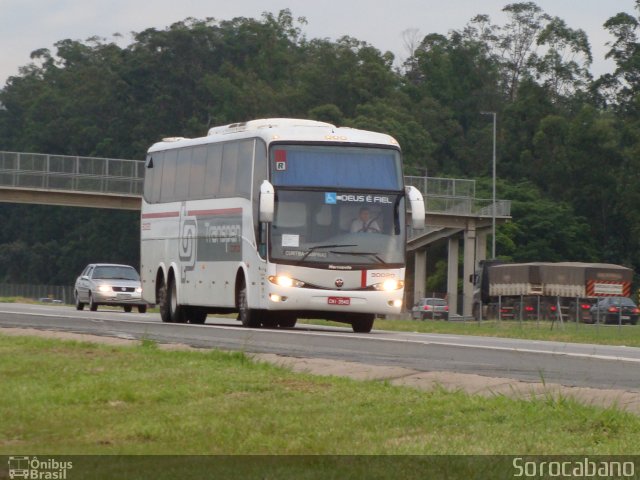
left=328, top=296, right=350, bottom=306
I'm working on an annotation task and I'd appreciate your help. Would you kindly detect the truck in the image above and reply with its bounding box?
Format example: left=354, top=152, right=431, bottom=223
left=471, top=260, right=633, bottom=322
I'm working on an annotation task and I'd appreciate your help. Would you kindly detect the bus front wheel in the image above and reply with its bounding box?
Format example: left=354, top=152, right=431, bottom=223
left=237, top=280, right=261, bottom=328
left=351, top=314, right=374, bottom=333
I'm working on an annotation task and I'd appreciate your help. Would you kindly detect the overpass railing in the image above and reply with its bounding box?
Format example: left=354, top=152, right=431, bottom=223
left=0, top=152, right=511, bottom=217
left=405, top=175, right=510, bottom=218
left=0, top=151, right=144, bottom=195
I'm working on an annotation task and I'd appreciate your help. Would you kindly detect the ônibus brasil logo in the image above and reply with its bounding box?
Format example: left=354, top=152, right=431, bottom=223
left=8, top=456, right=73, bottom=479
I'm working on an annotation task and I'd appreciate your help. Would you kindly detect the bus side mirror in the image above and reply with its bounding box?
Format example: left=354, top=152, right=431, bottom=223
left=405, top=185, right=425, bottom=230
left=259, top=180, right=275, bottom=223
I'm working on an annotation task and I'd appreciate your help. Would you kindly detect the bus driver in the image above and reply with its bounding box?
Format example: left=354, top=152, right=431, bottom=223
left=350, top=207, right=381, bottom=233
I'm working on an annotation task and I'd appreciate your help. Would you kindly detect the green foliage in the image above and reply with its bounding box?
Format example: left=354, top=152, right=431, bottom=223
left=1, top=4, right=640, bottom=284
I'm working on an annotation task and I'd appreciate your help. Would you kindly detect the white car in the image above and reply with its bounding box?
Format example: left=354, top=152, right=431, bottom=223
left=74, top=263, right=147, bottom=313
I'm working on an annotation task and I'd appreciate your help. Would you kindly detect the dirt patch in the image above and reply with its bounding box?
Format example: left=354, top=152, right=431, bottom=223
left=3, top=327, right=640, bottom=415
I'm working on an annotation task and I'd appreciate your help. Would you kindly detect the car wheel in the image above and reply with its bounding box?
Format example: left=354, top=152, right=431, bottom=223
left=138, top=305, right=147, bottom=314
left=74, top=291, right=84, bottom=311
left=237, top=279, right=261, bottom=328
left=89, top=293, right=98, bottom=312
left=123, top=306, right=132, bottom=313
left=351, top=314, right=374, bottom=333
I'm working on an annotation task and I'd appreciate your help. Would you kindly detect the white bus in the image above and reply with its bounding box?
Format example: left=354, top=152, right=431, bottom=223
left=141, top=118, right=424, bottom=333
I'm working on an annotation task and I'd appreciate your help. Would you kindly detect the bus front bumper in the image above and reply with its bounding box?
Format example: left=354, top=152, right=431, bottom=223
left=266, top=285, right=404, bottom=316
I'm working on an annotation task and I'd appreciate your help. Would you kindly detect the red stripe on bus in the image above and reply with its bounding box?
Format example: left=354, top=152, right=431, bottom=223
left=187, top=208, right=243, bottom=216
left=361, top=270, right=367, bottom=288
left=141, top=211, right=179, bottom=219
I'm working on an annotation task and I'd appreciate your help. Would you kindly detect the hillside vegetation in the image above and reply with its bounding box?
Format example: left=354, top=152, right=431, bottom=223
left=1, top=4, right=640, bottom=287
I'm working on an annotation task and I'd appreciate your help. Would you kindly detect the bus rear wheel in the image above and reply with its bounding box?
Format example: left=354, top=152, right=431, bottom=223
left=168, top=275, right=186, bottom=323
left=351, top=314, right=374, bottom=333
left=186, top=307, right=207, bottom=324
left=158, top=279, right=172, bottom=323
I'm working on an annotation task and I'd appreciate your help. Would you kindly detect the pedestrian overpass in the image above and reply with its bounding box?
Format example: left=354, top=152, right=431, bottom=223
left=0, top=151, right=511, bottom=316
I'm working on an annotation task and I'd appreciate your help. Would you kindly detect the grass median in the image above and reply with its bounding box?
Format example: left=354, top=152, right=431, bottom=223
left=301, top=317, right=640, bottom=347
left=1, top=333, right=639, bottom=456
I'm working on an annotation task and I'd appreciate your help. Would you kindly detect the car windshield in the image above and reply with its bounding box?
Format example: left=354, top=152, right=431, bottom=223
left=604, top=297, right=636, bottom=307
left=269, top=189, right=405, bottom=267
left=93, top=266, right=139, bottom=281
left=429, top=299, right=447, bottom=306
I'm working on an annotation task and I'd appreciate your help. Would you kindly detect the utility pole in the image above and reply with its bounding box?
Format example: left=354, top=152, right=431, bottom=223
left=480, top=111, right=497, bottom=259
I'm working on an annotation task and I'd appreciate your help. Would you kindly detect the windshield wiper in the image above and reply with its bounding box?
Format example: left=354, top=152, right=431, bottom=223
left=296, top=244, right=357, bottom=265
left=329, top=250, right=388, bottom=266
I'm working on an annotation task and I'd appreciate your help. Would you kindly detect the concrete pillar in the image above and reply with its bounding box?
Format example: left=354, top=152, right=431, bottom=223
left=413, top=248, right=427, bottom=303
left=447, top=236, right=459, bottom=316
left=462, top=220, right=476, bottom=317
left=476, top=230, right=488, bottom=264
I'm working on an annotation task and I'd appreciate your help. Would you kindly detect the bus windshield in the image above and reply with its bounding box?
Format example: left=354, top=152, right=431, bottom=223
left=270, top=190, right=406, bottom=268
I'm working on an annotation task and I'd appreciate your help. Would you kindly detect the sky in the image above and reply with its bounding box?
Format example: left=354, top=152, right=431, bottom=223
left=0, top=0, right=637, bottom=87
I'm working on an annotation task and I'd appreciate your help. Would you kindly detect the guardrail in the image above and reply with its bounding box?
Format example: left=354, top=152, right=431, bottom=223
left=0, top=151, right=144, bottom=196
left=0, top=283, right=73, bottom=304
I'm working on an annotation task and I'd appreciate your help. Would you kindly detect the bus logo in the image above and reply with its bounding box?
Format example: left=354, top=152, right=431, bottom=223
left=8, top=456, right=29, bottom=479
left=325, top=192, right=337, bottom=204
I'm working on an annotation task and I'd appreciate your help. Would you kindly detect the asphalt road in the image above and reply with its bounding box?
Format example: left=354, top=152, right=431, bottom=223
left=1, top=303, right=639, bottom=391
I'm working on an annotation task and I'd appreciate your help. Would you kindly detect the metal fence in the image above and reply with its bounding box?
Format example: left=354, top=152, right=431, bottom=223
left=0, top=151, right=144, bottom=196
left=0, top=283, right=74, bottom=304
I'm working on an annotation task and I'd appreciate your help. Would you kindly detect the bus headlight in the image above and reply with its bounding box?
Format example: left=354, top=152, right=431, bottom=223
left=372, top=279, right=404, bottom=291
left=268, top=275, right=305, bottom=288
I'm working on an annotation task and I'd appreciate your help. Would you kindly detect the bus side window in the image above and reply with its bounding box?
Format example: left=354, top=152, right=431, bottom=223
left=204, top=144, right=222, bottom=197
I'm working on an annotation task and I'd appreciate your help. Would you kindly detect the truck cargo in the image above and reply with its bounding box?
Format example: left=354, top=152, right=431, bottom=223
left=472, top=260, right=633, bottom=322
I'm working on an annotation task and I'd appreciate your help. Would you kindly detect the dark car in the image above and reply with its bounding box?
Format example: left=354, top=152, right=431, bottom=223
left=74, top=263, right=148, bottom=313
left=589, top=296, right=639, bottom=325
left=412, top=297, right=449, bottom=320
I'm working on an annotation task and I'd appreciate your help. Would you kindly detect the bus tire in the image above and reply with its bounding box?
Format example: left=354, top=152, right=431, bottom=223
left=351, top=314, right=374, bottom=333
left=168, top=275, right=186, bottom=323
left=186, top=307, right=207, bottom=324
left=277, top=314, right=297, bottom=329
left=237, top=279, right=260, bottom=328
left=261, top=316, right=279, bottom=328
left=158, top=279, right=172, bottom=323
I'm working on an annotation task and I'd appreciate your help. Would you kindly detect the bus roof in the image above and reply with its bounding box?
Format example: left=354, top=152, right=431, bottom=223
left=147, top=118, right=400, bottom=152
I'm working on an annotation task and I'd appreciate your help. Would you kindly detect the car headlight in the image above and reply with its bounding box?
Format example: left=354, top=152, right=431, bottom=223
left=372, top=279, right=404, bottom=291
left=268, top=275, right=305, bottom=288
left=135, top=287, right=142, bottom=293
left=97, top=285, right=111, bottom=293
